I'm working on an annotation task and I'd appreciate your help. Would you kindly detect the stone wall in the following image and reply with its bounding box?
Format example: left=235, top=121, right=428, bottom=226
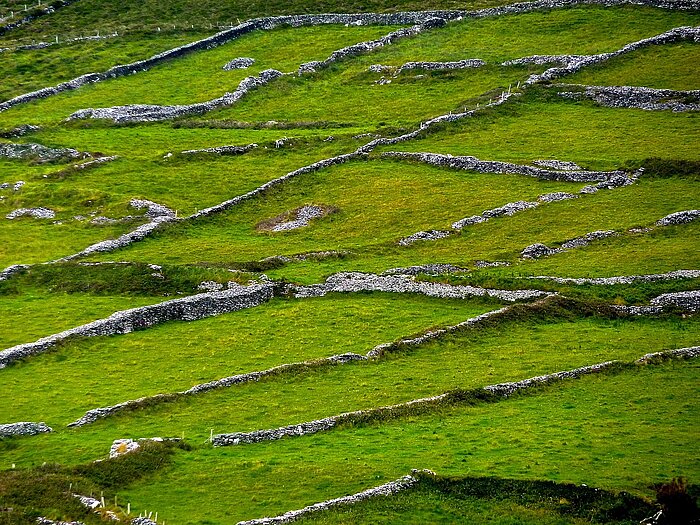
left=0, top=0, right=79, bottom=36
left=381, top=151, right=625, bottom=182
left=292, top=271, right=550, bottom=301
left=557, top=85, right=700, bottom=112
left=529, top=269, right=700, bottom=285
left=236, top=472, right=423, bottom=525
left=68, top=69, right=283, bottom=123
left=3, top=0, right=697, bottom=114
left=0, top=282, right=273, bottom=369
left=0, top=142, right=86, bottom=162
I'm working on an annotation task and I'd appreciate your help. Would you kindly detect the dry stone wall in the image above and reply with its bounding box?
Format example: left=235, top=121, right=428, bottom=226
left=292, top=272, right=550, bottom=301
left=529, top=269, right=700, bottom=285
left=0, top=282, right=273, bottom=369
left=236, top=472, right=423, bottom=525
left=0, top=142, right=85, bottom=162
left=656, top=209, right=700, bottom=226
left=557, top=85, right=700, bottom=112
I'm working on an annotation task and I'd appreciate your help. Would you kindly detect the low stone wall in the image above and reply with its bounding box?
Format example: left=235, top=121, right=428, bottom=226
left=1, top=0, right=698, bottom=114
left=514, top=26, right=700, bottom=85
left=382, top=263, right=465, bottom=275
left=181, top=143, right=258, bottom=155
left=68, top=69, right=283, bottom=123
left=68, top=352, right=366, bottom=427
left=0, top=282, right=273, bottom=369
left=0, top=263, right=30, bottom=281
left=521, top=230, right=617, bottom=258
left=529, top=269, right=700, bottom=285
left=292, top=272, right=550, bottom=301
left=0, top=0, right=79, bottom=36
left=656, top=209, right=700, bottom=226
left=381, top=151, right=624, bottom=182
left=0, top=421, right=52, bottom=437
left=236, top=472, right=422, bottom=525
left=650, top=290, right=700, bottom=312
left=557, top=85, right=700, bottom=112
left=452, top=200, right=539, bottom=229
left=636, top=346, right=700, bottom=363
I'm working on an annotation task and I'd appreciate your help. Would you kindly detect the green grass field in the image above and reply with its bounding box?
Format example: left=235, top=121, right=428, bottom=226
left=0, top=2, right=698, bottom=523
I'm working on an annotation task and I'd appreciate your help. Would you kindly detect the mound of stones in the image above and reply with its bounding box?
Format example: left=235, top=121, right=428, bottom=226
left=68, top=69, right=283, bottom=123
left=0, top=421, right=52, bottom=437
left=398, top=229, right=453, bottom=246
left=656, top=209, right=700, bottom=226
left=223, top=57, right=255, bottom=70
left=6, top=207, right=55, bottom=220
left=0, top=142, right=86, bottom=163
left=0, top=282, right=273, bottom=369
left=258, top=204, right=335, bottom=232
left=558, top=85, right=700, bottom=112
left=0, top=124, right=41, bottom=138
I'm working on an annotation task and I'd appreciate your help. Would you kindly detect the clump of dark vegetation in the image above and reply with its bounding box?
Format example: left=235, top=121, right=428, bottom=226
left=639, top=158, right=700, bottom=181
left=0, top=262, right=251, bottom=297
left=654, top=477, right=700, bottom=525
left=0, top=440, right=188, bottom=523
left=415, top=471, right=657, bottom=523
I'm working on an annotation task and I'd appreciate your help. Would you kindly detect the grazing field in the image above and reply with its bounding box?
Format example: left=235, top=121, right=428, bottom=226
left=0, top=1, right=698, bottom=524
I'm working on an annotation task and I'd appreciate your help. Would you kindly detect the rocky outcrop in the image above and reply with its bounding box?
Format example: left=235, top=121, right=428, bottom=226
left=0, top=282, right=273, bottom=369
left=292, top=272, right=549, bottom=301
left=558, top=85, right=700, bottom=112
left=521, top=243, right=560, bottom=258
left=68, top=69, right=284, bottom=123
left=656, top=209, right=700, bottom=226
left=0, top=124, right=41, bottom=138
left=236, top=473, right=423, bottom=525
left=381, top=151, right=624, bottom=182
left=0, top=421, right=52, bottom=437
left=0, top=142, right=86, bottom=163
left=6, top=207, right=56, bottom=219
left=223, top=57, right=255, bottom=70
left=257, top=205, right=335, bottom=232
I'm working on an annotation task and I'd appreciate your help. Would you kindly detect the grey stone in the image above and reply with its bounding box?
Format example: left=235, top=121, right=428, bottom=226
left=0, top=421, right=52, bottom=437
left=6, top=207, right=56, bottom=220
left=656, top=209, right=700, bottom=226
left=223, top=57, right=255, bottom=70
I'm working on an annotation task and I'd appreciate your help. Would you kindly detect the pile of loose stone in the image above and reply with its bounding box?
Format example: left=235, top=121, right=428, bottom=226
left=0, top=421, right=52, bottom=437
left=223, top=57, right=256, bottom=70
left=0, top=142, right=86, bottom=162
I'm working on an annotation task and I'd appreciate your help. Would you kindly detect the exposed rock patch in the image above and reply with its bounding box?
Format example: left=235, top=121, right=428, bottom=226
left=181, top=143, right=258, bottom=155
left=257, top=204, right=337, bottom=232
left=0, top=421, right=52, bottom=437
left=223, top=57, right=255, bottom=70
left=6, top=207, right=56, bottom=220
left=0, top=142, right=86, bottom=163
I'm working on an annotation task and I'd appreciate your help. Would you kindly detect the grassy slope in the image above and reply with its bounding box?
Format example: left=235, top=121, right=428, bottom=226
left=113, top=359, right=699, bottom=523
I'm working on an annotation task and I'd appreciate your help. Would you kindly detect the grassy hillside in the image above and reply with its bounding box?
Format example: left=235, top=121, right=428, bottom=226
left=0, top=1, right=698, bottom=524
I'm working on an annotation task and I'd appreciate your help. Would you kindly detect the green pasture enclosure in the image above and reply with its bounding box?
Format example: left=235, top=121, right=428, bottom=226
left=0, top=31, right=211, bottom=102
left=566, top=41, right=700, bottom=91
left=0, top=294, right=495, bottom=427
left=0, top=291, right=162, bottom=349
left=115, top=360, right=698, bottom=522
